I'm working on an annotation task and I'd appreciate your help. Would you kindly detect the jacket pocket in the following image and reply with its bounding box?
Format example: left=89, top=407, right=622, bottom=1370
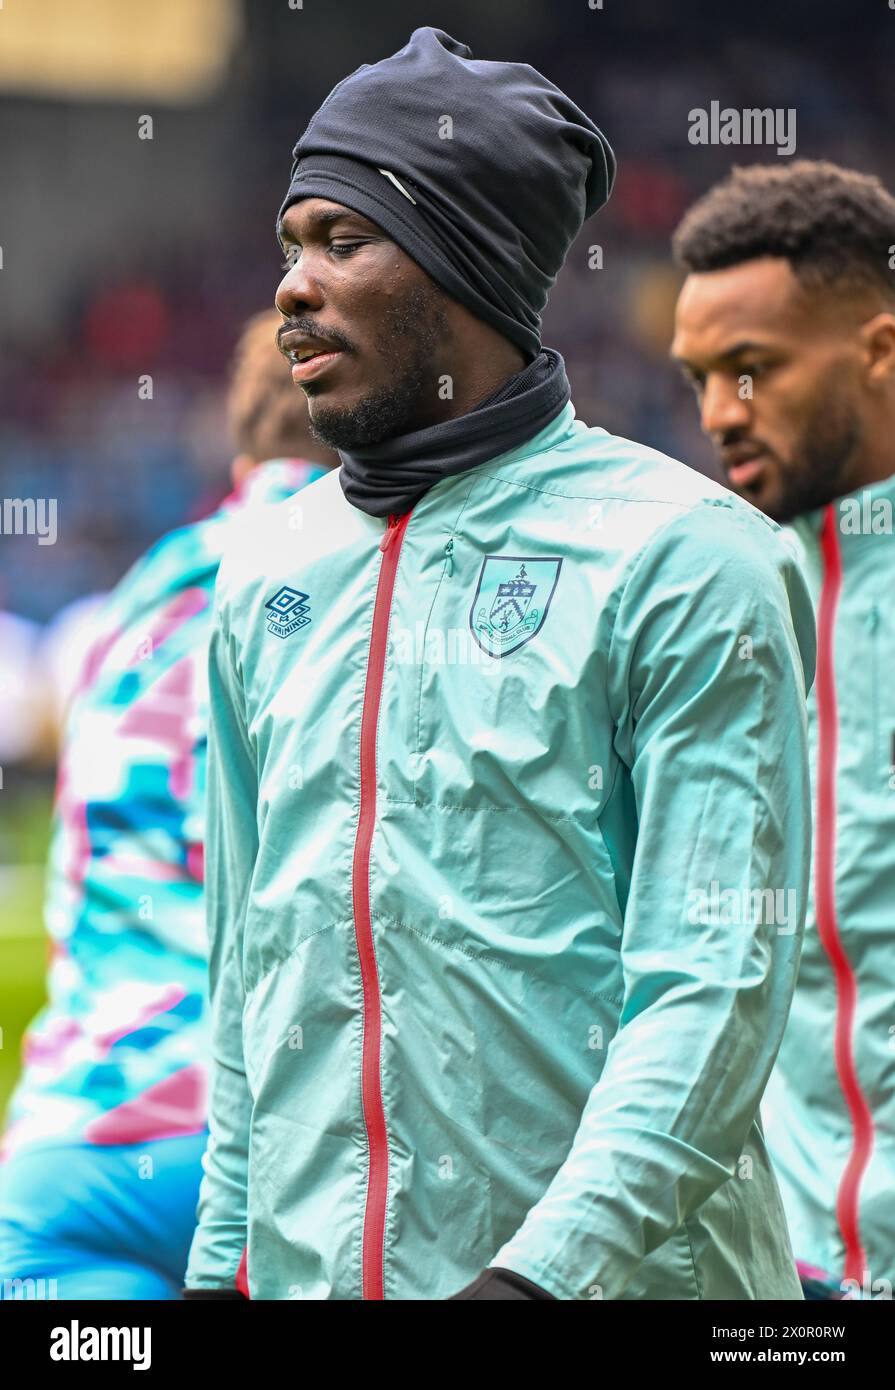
left=407, top=535, right=613, bottom=821
left=868, top=602, right=895, bottom=792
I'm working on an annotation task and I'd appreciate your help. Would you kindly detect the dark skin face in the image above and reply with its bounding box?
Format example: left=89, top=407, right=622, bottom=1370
left=671, top=256, right=895, bottom=522
left=274, top=198, right=525, bottom=451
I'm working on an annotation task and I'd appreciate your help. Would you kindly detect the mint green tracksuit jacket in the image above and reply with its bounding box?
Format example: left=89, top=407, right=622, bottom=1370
left=762, top=472, right=895, bottom=1299
left=185, top=401, right=816, bottom=1300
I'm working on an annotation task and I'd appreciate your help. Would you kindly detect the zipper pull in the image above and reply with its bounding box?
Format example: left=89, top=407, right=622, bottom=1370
left=380, top=512, right=401, bottom=553
left=443, top=536, right=454, bottom=577
left=379, top=510, right=412, bottom=552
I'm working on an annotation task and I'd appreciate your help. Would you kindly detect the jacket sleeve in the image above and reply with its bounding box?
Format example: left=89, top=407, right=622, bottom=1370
left=185, top=594, right=257, bottom=1293
left=490, top=500, right=817, bottom=1300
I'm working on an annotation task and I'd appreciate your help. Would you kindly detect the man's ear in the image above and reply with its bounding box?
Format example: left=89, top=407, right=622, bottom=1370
left=859, top=312, right=895, bottom=387
left=230, top=453, right=256, bottom=490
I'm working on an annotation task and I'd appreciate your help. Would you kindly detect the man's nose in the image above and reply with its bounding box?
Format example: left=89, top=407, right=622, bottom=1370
left=701, top=375, right=752, bottom=438
left=275, top=259, right=325, bottom=317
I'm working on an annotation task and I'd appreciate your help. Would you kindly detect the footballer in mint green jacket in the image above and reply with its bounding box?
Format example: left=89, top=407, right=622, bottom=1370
left=761, top=477, right=895, bottom=1299
left=185, top=400, right=816, bottom=1300
left=671, top=158, right=895, bottom=1301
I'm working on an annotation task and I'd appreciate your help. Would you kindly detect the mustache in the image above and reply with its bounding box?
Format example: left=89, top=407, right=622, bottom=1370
left=276, top=319, right=352, bottom=354
left=717, top=432, right=767, bottom=451
left=716, top=433, right=778, bottom=464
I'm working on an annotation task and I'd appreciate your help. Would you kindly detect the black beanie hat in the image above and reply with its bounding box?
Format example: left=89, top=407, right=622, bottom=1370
left=276, top=27, right=616, bottom=362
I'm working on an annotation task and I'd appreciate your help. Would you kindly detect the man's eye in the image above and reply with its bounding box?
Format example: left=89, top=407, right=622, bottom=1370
left=279, top=242, right=363, bottom=270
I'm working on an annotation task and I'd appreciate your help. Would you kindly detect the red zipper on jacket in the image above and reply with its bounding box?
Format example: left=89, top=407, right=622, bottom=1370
left=352, top=508, right=412, bottom=1300
left=815, top=505, right=874, bottom=1287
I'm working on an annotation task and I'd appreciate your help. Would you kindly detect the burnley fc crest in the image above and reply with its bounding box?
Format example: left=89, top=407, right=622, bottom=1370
left=469, top=555, right=562, bottom=658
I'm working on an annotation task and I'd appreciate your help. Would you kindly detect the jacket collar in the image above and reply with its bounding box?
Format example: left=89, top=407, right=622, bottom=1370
left=794, top=468, right=895, bottom=549
left=222, top=457, right=328, bottom=513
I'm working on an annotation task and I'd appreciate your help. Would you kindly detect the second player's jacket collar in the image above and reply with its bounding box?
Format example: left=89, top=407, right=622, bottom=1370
left=793, top=467, right=895, bottom=552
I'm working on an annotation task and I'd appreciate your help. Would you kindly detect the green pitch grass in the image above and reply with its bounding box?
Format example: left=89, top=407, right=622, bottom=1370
left=0, top=783, right=53, bottom=1122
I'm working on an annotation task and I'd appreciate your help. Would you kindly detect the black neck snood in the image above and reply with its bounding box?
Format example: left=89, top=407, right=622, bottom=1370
left=337, top=346, right=571, bottom=518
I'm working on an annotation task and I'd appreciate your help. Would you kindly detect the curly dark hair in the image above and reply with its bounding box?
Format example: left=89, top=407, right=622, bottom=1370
left=672, top=160, right=895, bottom=303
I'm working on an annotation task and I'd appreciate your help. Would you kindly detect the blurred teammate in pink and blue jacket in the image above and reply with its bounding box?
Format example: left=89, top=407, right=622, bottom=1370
left=0, top=311, right=336, bottom=1300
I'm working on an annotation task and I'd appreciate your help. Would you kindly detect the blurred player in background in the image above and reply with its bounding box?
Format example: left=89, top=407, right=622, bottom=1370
left=0, top=610, right=49, bottom=770
left=671, top=160, right=895, bottom=1299
left=0, top=310, right=337, bottom=1300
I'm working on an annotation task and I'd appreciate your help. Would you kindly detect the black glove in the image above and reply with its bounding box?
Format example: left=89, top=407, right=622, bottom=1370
left=182, top=1287, right=247, bottom=1300
left=448, top=1267, right=556, bottom=1300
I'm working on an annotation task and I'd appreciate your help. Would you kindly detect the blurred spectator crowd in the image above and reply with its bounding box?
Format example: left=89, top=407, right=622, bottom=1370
left=1, top=11, right=893, bottom=772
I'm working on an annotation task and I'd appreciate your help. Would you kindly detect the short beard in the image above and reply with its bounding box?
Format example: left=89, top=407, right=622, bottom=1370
left=769, top=388, right=862, bottom=524
left=305, top=283, right=450, bottom=451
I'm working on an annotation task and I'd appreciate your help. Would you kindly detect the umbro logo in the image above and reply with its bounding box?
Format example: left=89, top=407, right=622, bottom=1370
left=266, top=585, right=311, bottom=639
